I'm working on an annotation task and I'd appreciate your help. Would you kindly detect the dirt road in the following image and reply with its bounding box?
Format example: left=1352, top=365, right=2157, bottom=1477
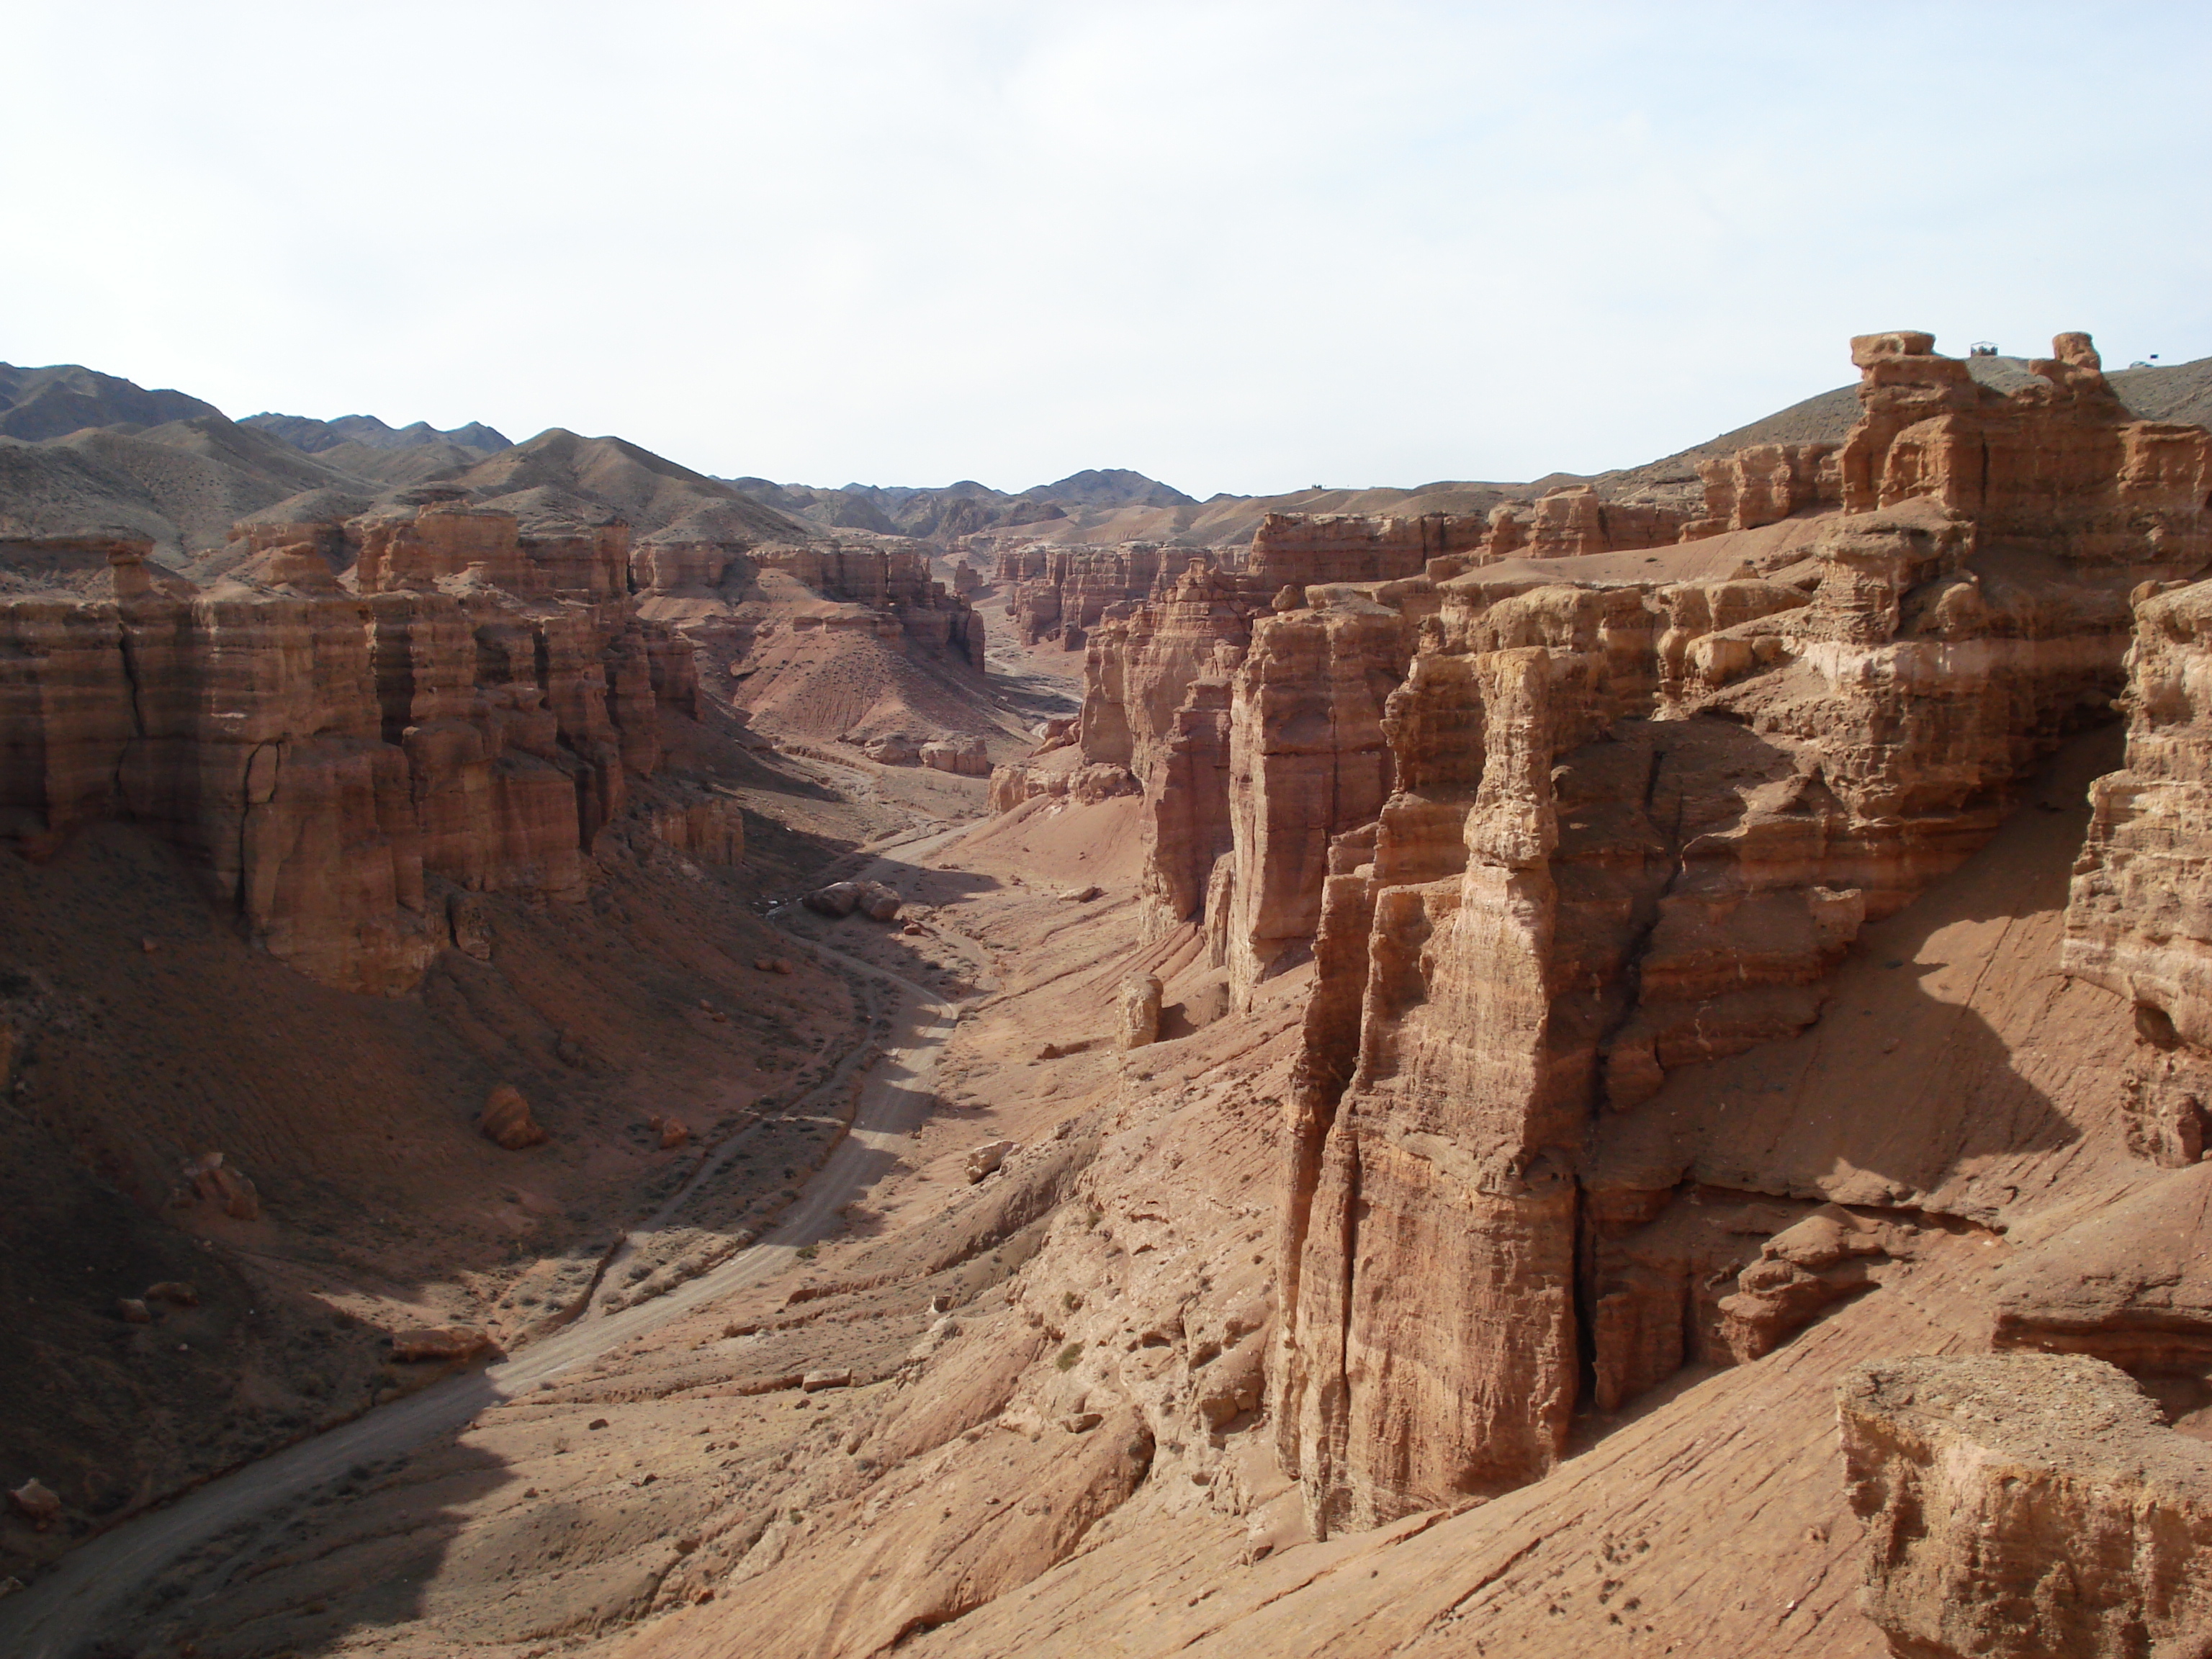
left=0, top=827, right=972, bottom=1659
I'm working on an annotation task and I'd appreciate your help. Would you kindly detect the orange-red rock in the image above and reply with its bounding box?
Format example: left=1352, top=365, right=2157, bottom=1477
left=480, top=1084, right=548, bottom=1151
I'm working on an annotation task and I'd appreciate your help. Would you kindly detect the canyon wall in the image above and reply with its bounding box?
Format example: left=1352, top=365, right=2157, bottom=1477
left=999, top=543, right=1175, bottom=648
left=2064, top=577, right=2212, bottom=1165
left=749, top=542, right=986, bottom=671
left=0, top=504, right=704, bottom=995
left=1264, top=331, right=2211, bottom=1532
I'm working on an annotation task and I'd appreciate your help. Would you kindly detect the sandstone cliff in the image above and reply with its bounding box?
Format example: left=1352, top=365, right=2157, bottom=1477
left=1, top=504, right=698, bottom=994
left=1255, top=331, right=2211, bottom=1531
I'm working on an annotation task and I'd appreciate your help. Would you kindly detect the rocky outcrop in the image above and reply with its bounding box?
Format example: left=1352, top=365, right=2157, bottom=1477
left=0, top=508, right=698, bottom=995
left=352, top=500, right=629, bottom=601
left=920, top=736, right=990, bottom=776
left=986, top=758, right=1140, bottom=814
left=1214, top=585, right=1425, bottom=1002
left=1003, top=544, right=1175, bottom=648
left=647, top=795, right=746, bottom=866
left=1246, top=513, right=1481, bottom=587
left=480, top=1084, right=548, bottom=1151
left=752, top=543, right=987, bottom=671
left=1992, top=1161, right=2212, bottom=1371
left=1076, top=558, right=1272, bottom=781
left=1488, top=487, right=1691, bottom=561
left=1683, top=441, right=1840, bottom=539
left=1839, top=330, right=2212, bottom=565
left=1269, top=332, right=2212, bottom=1534
left=1116, top=974, right=1161, bottom=1049
left=2065, top=577, right=2212, bottom=1164
left=1840, top=1353, right=2212, bottom=1659
left=178, top=1151, right=261, bottom=1219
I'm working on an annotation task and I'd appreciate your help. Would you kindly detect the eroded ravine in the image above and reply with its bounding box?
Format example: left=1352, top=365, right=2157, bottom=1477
left=0, top=827, right=979, bottom=1659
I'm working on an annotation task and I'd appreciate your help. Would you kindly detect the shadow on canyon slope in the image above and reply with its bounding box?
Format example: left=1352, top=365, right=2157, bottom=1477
left=1597, top=723, right=2131, bottom=1217
left=0, top=795, right=874, bottom=1583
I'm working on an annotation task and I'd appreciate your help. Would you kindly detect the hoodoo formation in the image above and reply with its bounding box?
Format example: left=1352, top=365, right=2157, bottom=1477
left=9, top=328, right=2212, bottom=1659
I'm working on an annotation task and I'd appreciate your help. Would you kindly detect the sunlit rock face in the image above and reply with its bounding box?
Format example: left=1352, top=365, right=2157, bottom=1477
left=1267, top=331, right=2212, bottom=1534
left=0, top=515, right=696, bottom=994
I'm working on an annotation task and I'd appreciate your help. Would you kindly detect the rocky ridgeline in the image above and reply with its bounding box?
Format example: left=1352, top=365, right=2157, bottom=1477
left=989, top=331, right=2212, bottom=1555
left=0, top=496, right=765, bottom=995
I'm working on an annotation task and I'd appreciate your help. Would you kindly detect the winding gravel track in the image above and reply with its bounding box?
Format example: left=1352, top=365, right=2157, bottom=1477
left=0, top=826, right=972, bottom=1659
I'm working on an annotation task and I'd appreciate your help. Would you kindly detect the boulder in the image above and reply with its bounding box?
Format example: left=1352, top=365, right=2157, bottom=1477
left=863, top=734, right=920, bottom=765
left=1056, top=885, right=1102, bottom=904
left=117, top=1298, right=151, bottom=1324
left=801, top=1368, right=853, bottom=1392
left=181, top=1151, right=260, bottom=1220
left=857, top=881, right=902, bottom=920
left=803, top=882, right=862, bottom=918
left=389, top=1326, right=497, bottom=1363
left=144, top=1281, right=198, bottom=1307
left=1117, top=973, right=1162, bottom=1051
left=447, top=891, right=495, bottom=961
left=964, top=1141, right=1017, bottom=1184
left=1840, top=1352, right=2212, bottom=1658
left=480, top=1084, right=548, bottom=1151
left=9, top=1478, right=61, bottom=1529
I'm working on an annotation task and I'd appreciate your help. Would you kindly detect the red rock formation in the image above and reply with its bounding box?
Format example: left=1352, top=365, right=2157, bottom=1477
left=1004, top=543, right=1174, bottom=648
left=1840, top=1352, right=2212, bottom=1659
left=479, top=1084, right=548, bottom=1150
left=752, top=542, right=986, bottom=671
left=2066, top=576, right=2212, bottom=1164
left=1271, top=333, right=2212, bottom=1533
left=1840, top=329, right=2211, bottom=565
left=0, top=505, right=700, bottom=994
left=920, top=736, right=989, bottom=775
left=1076, top=559, right=1268, bottom=781
left=1992, top=1161, right=2212, bottom=1370
left=1683, top=441, right=1840, bottom=539
left=1246, top=512, right=1480, bottom=587
left=1496, top=485, right=1691, bottom=560
left=647, top=796, right=747, bottom=865
left=1215, top=586, right=1425, bottom=1003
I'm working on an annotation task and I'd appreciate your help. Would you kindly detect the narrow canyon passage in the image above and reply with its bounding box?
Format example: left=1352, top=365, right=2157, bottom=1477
left=0, top=847, right=969, bottom=1658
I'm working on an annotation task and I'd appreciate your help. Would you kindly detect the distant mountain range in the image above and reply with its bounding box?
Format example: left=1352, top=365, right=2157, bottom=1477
left=11, top=349, right=2212, bottom=565
left=0, top=361, right=1215, bottom=560
left=241, top=412, right=513, bottom=456
left=0, top=364, right=223, bottom=442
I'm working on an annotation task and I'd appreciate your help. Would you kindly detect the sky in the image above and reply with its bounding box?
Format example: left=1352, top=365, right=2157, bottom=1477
left=7, top=1, right=2211, bottom=498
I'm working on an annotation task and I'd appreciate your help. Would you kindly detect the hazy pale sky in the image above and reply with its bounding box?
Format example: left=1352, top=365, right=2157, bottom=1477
left=8, top=1, right=2209, bottom=498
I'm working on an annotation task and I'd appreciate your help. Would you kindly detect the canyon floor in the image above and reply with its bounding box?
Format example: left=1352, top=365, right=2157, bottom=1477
left=1, top=719, right=2152, bottom=1659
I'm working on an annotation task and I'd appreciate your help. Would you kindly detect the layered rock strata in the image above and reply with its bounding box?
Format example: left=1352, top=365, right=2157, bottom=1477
left=2065, top=576, right=2212, bottom=1164
left=1840, top=1352, right=2212, bottom=1659
left=0, top=516, right=698, bottom=994
left=752, top=542, right=986, bottom=670
left=1267, top=333, right=2212, bottom=1534
left=1002, top=543, right=1174, bottom=647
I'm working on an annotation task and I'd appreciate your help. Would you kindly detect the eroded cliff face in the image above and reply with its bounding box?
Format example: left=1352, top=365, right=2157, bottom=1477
left=1268, top=332, right=2212, bottom=1532
left=2065, top=577, right=2212, bottom=1166
left=0, top=506, right=703, bottom=994
left=1840, top=1352, right=2212, bottom=1659
left=999, top=543, right=1176, bottom=649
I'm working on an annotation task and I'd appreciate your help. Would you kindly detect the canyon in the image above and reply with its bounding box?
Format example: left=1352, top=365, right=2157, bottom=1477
left=4, top=331, right=2212, bottom=1658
